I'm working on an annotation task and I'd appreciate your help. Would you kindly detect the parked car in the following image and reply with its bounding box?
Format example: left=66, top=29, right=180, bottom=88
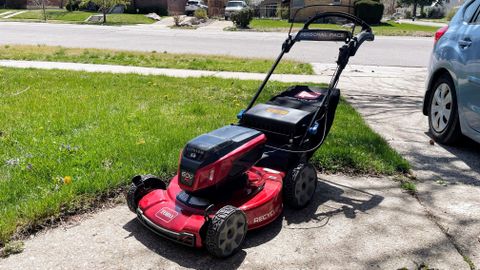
left=185, top=0, right=208, bottom=16
left=224, top=0, right=248, bottom=20
left=423, top=0, right=480, bottom=144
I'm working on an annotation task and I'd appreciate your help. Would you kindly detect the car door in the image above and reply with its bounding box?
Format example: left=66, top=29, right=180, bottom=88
left=458, top=0, right=480, bottom=132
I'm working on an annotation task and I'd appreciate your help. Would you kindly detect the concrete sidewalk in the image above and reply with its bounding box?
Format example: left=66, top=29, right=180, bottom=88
left=397, top=19, right=447, bottom=28
left=0, top=60, right=425, bottom=84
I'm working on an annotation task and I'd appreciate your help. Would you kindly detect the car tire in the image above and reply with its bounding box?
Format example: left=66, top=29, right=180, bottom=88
left=283, top=163, right=317, bottom=209
left=427, top=74, right=462, bottom=144
left=126, top=175, right=166, bottom=213
left=205, top=205, right=247, bottom=258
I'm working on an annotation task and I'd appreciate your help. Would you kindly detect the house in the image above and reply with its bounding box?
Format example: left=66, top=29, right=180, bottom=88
left=288, top=0, right=354, bottom=21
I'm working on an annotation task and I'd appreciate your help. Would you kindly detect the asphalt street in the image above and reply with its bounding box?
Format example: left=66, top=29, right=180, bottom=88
left=0, top=22, right=433, bottom=67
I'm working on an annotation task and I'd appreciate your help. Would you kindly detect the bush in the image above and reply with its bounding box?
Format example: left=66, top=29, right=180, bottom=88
left=231, top=7, right=254, bottom=28
left=276, top=5, right=289, bottom=20
left=405, top=10, right=412, bottom=19
left=446, top=6, right=459, bottom=21
left=194, top=8, right=208, bottom=20
left=66, top=0, right=81, bottom=11
left=79, top=0, right=99, bottom=11
left=354, top=0, right=384, bottom=25
left=425, top=6, right=445, bottom=18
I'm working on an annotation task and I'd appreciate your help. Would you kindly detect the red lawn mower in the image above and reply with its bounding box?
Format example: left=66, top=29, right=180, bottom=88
left=126, top=8, right=374, bottom=257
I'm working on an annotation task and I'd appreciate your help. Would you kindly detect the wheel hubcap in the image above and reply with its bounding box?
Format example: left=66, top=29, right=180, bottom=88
left=294, top=166, right=316, bottom=206
left=218, top=214, right=246, bottom=255
left=431, top=83, right=452, bottom=133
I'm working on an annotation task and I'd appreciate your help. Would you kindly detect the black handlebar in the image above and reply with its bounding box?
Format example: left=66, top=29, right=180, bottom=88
left=302, top=12, right=372, bottom=32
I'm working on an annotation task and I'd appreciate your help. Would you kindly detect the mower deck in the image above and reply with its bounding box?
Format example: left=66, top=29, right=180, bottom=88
left=136, top=166, right=285, bottom=248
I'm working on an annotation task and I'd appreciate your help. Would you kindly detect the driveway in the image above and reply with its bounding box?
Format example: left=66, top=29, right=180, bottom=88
left=319, top=63, right=480, bottom=268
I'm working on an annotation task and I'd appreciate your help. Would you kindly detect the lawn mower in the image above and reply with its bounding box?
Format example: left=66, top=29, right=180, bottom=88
left=126, top=7, right=374, bottom=258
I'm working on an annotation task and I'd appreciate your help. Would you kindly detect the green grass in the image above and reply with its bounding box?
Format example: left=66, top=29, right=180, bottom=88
left=248, top=19, right=440, bottom=36
left=0, top=45, right=314, bottom=74
left=9, top=10, right=92, bottom=21
left=4, top=9, right=155, bottom=25
left=0, top=67, right=409, bottom=244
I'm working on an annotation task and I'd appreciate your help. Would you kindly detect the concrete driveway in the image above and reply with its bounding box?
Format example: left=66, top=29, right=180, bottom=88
left=323, top=64, right=480, bottom=268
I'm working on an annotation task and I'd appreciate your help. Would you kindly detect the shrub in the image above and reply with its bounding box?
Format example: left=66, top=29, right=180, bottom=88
left=231, top=7, right=254, bottom=28
left=173, top=14, right=183, bottom=26
left=194, top=8, right=208, bottom=20
left=404, top=10, right=412, bottom=19
left=66, top=0, right=81, bottom=11
left=79, top=0, right=100, bottom=11
left=446, top=6, right=459, bottom=21
left=425, top=6, right=445, bottom=18
left=354, top=0, right=384, bottom=25
left=276, top=5, right=289, bottom=20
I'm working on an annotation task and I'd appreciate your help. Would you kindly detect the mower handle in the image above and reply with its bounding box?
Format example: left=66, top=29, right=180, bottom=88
left=350, top=30, right=375, bottom=56
left=302, top=12, right=372, bottom=33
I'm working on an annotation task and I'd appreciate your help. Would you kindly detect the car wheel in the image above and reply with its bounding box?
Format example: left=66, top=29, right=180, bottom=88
left=428, top=74, right=462, bottom=144
left=205, top=205, right=247, bottom=258
left=283, top=163, right=317, bottom=209
left=126, top=175, right=166, bottom=213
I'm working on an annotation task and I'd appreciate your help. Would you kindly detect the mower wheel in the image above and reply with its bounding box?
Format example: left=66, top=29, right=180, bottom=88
left=126, top=175, right=166, bottom=213
left=283, top=163, right=317, bottom=209
left=205, top=205, right=247, bottom=258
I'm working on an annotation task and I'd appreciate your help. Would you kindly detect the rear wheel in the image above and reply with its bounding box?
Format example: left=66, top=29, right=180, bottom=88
left=205, top=205, right=247, bottom=258
left=283, top=163, right=317, bottom=209
left=428, top=74, right=462, bottom=144
left=126, top=175, right=166, bottom=213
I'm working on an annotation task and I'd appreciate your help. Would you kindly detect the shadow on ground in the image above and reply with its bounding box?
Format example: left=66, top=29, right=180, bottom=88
left=122, top=179, right=383, bottom=269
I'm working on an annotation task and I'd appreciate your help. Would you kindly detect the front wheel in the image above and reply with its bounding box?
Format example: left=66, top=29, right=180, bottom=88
left=126, top=174, right=166, bottom=213
left=427, top=74, right=462, bottom=144
left=205, top=205, right=247, bottom=258
left=283, top=163, right=317, bottom=209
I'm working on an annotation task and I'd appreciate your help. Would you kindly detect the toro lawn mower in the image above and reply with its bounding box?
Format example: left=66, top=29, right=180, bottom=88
left=126, top=7, right=374, bottom=258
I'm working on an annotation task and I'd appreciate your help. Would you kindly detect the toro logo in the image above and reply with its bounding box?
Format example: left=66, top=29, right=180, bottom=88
left=155, top=207, right=178, bottom=223
left=253, top=209, right=276, bottom=224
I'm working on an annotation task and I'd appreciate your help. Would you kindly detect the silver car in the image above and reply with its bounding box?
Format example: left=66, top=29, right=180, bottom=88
left=423, top=0, right=480, bottom=144
left=224, top=0, right=248, bottom=20
left=185, top=0, right=208, bottom=16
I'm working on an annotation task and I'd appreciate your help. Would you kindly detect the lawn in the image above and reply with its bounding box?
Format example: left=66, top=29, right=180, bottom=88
left=4, top=9, right=155, bottom=24
left=248, top=19, right=440, bottom=36
left=0, top=45, right=314, bottom=74
left=0, top=67, right=409, bottom=245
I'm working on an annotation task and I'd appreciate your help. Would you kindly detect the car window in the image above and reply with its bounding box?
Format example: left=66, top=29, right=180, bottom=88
left=227, top=2, right=243, bottom=7
left=463, top=0, right=480, bottom=22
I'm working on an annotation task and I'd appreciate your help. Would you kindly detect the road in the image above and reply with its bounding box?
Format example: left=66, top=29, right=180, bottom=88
left=0, top=22, right=433, bottom=67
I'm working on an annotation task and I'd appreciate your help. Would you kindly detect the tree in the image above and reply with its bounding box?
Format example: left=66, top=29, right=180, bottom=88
left=398, top=0, right=435, bottom=20
left=82, top=0, right=129, bottom=24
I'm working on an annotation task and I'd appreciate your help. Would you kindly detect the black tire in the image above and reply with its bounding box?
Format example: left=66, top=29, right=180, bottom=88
left=427, top=74, right=462, bottom=144
left=205, top=205, right=247, bottom=258
left=283, top=163, right=317, bottom=209
left=126, top=175, right=166, bottom=213
left=224, top=16, right=228, bottom=20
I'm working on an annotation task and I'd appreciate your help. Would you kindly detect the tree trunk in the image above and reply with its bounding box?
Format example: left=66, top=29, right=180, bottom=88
left=103, top=10, right=107, bottom=24
left=412, top=0, right=417, bottom=21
